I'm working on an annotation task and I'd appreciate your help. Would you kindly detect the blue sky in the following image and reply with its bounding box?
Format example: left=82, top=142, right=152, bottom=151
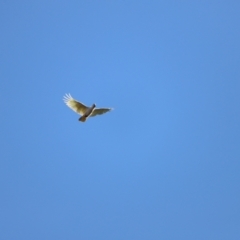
left=1, top=1, right=240, bottom=239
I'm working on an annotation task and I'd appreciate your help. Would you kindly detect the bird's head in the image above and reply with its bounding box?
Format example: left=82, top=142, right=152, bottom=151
left=92, top=103, right=96, bottom=108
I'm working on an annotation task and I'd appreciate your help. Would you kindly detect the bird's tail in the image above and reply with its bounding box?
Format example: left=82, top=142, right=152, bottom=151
left=79, top=116, right=86, bottom=122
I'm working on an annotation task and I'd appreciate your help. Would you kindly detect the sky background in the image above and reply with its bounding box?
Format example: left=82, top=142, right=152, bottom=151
left=1, top=1, right=240, bottom=239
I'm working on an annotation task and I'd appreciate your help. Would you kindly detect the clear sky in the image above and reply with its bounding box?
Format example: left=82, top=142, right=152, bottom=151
left=1, top=1, right=240, bottom=239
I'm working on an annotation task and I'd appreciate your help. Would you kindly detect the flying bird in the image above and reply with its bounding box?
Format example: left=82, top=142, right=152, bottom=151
left=63, top=94, right=113, bottom=122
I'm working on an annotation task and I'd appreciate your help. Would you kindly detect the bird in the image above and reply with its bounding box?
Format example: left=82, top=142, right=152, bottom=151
left=63, top=94, right=113, bottom=122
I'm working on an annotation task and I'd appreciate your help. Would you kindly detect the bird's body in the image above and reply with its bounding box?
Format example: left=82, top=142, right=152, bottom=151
left=63, top=94, right=112, bottom=122
left=79, top=104, right=96, bottom=122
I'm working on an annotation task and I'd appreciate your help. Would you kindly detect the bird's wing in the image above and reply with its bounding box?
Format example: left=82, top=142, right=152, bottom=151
left=63, top=94, right=88, bottom=115
left=90, top=107, right=113, bottom=117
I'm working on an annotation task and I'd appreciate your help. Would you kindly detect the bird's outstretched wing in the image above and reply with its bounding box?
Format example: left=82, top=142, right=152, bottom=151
left=63, top=94, right=88, bottom=115
left=90, top=108, right=113, bottom=117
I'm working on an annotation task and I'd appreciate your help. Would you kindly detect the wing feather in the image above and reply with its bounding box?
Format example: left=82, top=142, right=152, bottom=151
left=90, top=108, right=113, bottom=117
left=63, top=94, right=88, bottom=115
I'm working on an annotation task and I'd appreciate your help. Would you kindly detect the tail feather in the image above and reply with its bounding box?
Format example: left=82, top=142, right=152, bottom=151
left=79, top=116, right=87, bottom=122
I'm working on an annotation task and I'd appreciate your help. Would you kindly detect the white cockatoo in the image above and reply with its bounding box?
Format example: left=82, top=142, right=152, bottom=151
left=63, top=94, right=113, bottom=122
